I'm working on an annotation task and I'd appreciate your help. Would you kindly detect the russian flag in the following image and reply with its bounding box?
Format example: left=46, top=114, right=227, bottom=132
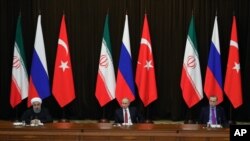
left=28, top=15, right=50, bottom=107
left=204, top=16, right=223, bottom=104
left=115, top=14, right=135, bottom=105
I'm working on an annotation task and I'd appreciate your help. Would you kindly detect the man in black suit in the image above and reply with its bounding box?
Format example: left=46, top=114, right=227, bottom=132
left=114, top=98, right=144, bottom=125
left=199, top=96, right=227, bottom=126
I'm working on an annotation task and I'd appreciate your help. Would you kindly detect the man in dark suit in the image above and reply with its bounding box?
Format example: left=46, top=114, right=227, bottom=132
left=199, top=96, right=227, bottom=126
left=21, top=97, right=53, bottom=125
left=114, top=98, right=144, bottom=125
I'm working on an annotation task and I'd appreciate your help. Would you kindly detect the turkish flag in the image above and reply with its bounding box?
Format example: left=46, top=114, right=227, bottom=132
left=135, top=14, right=157, bottom=107
left=52, top=15, right=75, bottom=107
left=224, top=16, right=242, bottom=108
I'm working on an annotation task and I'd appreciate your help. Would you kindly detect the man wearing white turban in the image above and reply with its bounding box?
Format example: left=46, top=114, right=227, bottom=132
left=21, top=97, right=52, bottom=124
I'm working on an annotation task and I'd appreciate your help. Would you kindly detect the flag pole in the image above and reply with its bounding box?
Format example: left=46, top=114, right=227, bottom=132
left=144, top=105, right=153, bottom=123
left=185, top=108, right=195, bottom=124
left=15, top=107, right=19, bottom=122
left=99, top=106, right=109, bottom=123
left=59, top=108, right=69, bottom=122
left=228, top=104, right=235, bottom=125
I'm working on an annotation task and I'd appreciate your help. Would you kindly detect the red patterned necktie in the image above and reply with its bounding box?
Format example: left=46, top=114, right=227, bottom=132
left=124, top=109, right=128, bottom=123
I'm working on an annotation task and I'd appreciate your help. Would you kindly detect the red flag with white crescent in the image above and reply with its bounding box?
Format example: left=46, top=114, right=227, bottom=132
left=52, top=15, right=75, bottom=107
left=224, top=16, right=242, bottom=108
left=135, top=14, right=157, bottom=107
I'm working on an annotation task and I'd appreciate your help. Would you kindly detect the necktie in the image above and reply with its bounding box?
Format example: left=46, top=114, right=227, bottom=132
left=211, top=108, right=216, bottom=124
left=124, top=109, right=128, bottom=123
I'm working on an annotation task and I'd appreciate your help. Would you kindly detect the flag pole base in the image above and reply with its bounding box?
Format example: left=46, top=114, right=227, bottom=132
left=98, top=118, right=110, bottom=123
left=144, top=119, right=154, bottom=124
left=58, top=119, right=70, bottom=123
left=228, top=120, right=236, bottom=125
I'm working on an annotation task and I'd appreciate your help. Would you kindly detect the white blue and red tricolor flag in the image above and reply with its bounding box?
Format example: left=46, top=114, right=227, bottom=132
left=115, top=14, right=135, bottom=105
left=204, top=16, right=223, bottom=104
left=28, top=14, right=50, bottom=107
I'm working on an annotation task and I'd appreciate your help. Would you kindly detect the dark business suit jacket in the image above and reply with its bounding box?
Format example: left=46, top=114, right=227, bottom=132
left=21, top=107, right=53, bottom=124
left=199, top=106, right=227, bottom=125
left=114, top=107, right=144, bottom=123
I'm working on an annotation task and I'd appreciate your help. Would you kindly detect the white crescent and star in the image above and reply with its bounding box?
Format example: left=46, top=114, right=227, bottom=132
left=230, top=40, right=240, bottom=73
left=58, top=38, right=70, bottom=71
left=138, top=38, right=154, bottom=70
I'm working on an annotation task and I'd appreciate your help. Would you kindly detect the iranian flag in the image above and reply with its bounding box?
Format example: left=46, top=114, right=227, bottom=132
left=95, top=14, right=116, bottom=107
left=180, top=16, right=203, bottom=108
left=10, top=15, right=29, bottom=108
